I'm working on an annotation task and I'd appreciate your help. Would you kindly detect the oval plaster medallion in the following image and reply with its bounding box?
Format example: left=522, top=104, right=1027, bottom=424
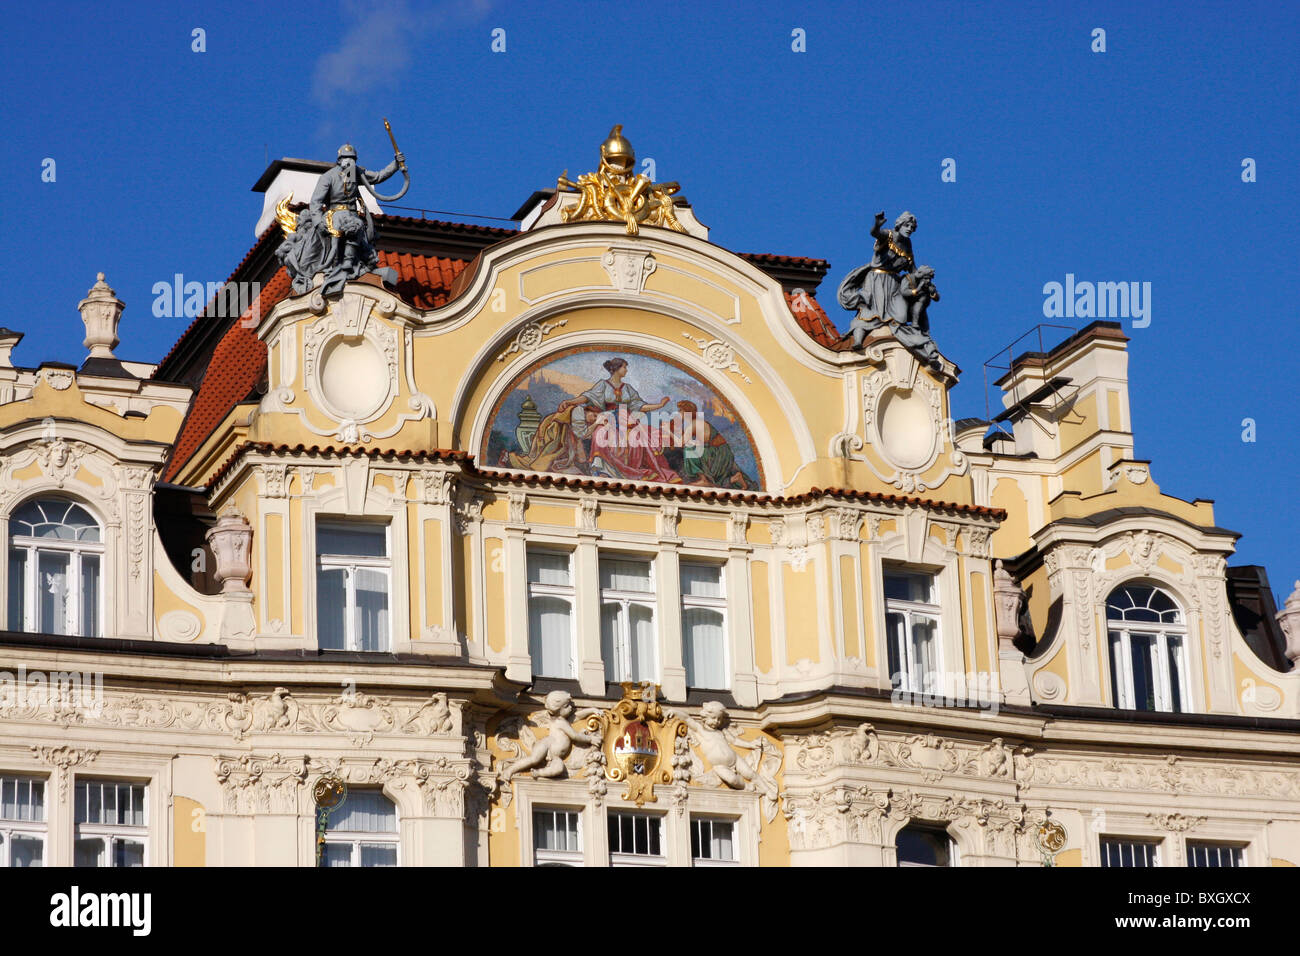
left=318, top=336, right=388, bottom=421
left=876, top=387, right=936, bottom=470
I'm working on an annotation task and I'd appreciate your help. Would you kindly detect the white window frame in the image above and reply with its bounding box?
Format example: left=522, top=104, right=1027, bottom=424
left=73, top=779, right=148, bottom=868
left=1106, top=584, right=1190, bottom=713
left=1186, top=841, right=1245, bottom=868
left=1099, top=836, right=1162, bottom=868
left=532, top=806, right=583, bottom=867
left=690, top=815, right=739, bottom=867
left=680, top=561, right=728, bottom=690
left=527, top=549, right=576, bottom=679
left=8, top=498, right=104, bottom=637
left=600, top=556, right=658, bottom=684
left=319, top=789, right=400, bottom=867
left=316, top=520, right=391, bottom=652
left=608, top=810, right=667, bottom=867
left=883, top=567, right=942, bottom=695
left=0, top=774, right=47, bottom=867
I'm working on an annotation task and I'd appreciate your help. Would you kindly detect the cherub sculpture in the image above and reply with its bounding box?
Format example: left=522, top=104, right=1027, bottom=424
left=497, top=690, right=602, bottom=782
left=673, top=701, right=781, bottom=818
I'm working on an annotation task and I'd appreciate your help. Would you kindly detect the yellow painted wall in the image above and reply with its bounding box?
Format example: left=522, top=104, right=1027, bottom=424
left=783, top=563, right=819, bottom=665
left=173, top=797, right=205, bottom=866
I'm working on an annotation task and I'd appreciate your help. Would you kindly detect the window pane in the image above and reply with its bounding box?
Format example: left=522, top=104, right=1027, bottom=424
left=80, top=554, right=100, bottom=638
left=529, top=596, right=573, bottom=678
left=353, top=567, right=389, bottom=651
left=74, top=837, right=104, bottom=867
left=316, top=523, right=386, bottom=557
left=1101, top=838, right=1158, bottom=867
left=1188, top=842, right=1243, bottom=868
left=317, top=567, right=347, bottom=650
left=896, top=825, right=952, bottom=866
left=1129, top=633, right=1157, bottom=711
left=600, top=559, right=652, bottom=592
left=10, top=835, right=42, bottom=867
left=1166, top=635, right=1184, bottom=713
left=8, top=549, right=25, bottom=631
left=359, top=843, right=397, bottom=867
left=887, top=611, right=907, bottom=689
left=328, top=791, right=396, bottom=833
left=683, top=608, right=726, bottom=689
left=114, top=839, right=145, bottom=867
left=913, top=614, right=939, bottom=688
left=527, top=552, right=571, bottom=587
left=629, top=603, right=655, bottom=682
left=601, top=602, right=621, bottom=683
left=1108, top=632, right=1125, bottom=708
left=680, top=563, right=722, bottom=598
left=321, top=843, right=352, bottom=867
left=38, top=550, right=71, bottom=635
left=884, top=570, right=934, bottom=604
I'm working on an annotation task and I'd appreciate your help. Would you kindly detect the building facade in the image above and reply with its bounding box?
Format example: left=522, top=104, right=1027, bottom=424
left=2, top=132, right=1298, bottom=867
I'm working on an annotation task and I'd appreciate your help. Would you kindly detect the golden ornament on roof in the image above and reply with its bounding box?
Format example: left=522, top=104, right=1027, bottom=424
left=557, top=124, right=685, bottom=236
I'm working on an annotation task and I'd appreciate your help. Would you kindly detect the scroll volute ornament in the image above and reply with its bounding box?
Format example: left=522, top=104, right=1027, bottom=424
left=1276, top=580, right=1300, bottom=667
left=992, top=560, right=1024, bottom=653
left=207, top=508, right=253, bottom=593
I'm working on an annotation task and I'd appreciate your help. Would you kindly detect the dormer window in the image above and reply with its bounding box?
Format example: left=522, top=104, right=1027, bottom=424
left=1106, top=584, right=1189, bottom=713
left=7, top=498, right=103, bottom=637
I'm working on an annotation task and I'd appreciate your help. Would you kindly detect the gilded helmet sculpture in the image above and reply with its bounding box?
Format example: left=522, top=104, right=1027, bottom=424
left=599, top=124, right=635, bottom=174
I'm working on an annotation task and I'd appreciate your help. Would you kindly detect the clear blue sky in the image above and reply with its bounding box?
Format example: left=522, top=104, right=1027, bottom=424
left=3, top=0, right=1297, bottom=597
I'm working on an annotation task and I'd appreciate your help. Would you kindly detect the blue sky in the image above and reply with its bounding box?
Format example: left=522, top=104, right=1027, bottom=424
left=4, top=0, right=1297, bottom=596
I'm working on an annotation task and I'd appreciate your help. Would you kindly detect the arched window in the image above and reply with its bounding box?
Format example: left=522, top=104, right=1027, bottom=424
left=896, top=823, right=955, bottom=866
left=7, top=498, right=103, bottom=637
left=318, top=790, right=398, bottom=867
left=1106, top=583, right=1189, bottom=713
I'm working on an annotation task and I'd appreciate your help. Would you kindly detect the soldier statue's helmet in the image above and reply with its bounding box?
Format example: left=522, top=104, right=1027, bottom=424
left=599, top=124, right=635, bottom=174
left=337, top=144, right=358, bottom=161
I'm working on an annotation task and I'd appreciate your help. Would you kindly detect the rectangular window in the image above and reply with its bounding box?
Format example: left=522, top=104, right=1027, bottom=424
left=608, top=811, right=665, bottom=867
left=883, top=568, right=940, bottom=694
left=74, top=780, right=146, bottom=867
left=533, top=807, right=582, bottom=866
left=316, top=521, right=390, bottom=652
left=528, top=551, right=575, bottom=679
left=690, top=817, right=738, bottom=866
left=320, top=790, right=398, bottom=867
left=600, top=557, right=657, bottom=683
left=0, top=775, right=46, bottom=867
left=1099, top=837, right=1160, bottom=868
left=681, top=563, right=727, bottom=689
left=1187, top=842, right=1244, bottom=868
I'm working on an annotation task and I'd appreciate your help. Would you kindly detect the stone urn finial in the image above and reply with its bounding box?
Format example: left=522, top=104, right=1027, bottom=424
left=1277, top=580, right=1300, bottom=668
left=992, top=559, right=1025, bottom=653
left=206, top=508, right=253, bottom=594
left=78, top=272, right=124, bottom=359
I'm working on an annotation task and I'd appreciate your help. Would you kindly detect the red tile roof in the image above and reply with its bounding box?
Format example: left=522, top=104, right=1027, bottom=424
left=205, top=441, right=1006, bottom=519
left=787, top=292, right=848, bottom=350
left=163, top=254, right=469, bottom=482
